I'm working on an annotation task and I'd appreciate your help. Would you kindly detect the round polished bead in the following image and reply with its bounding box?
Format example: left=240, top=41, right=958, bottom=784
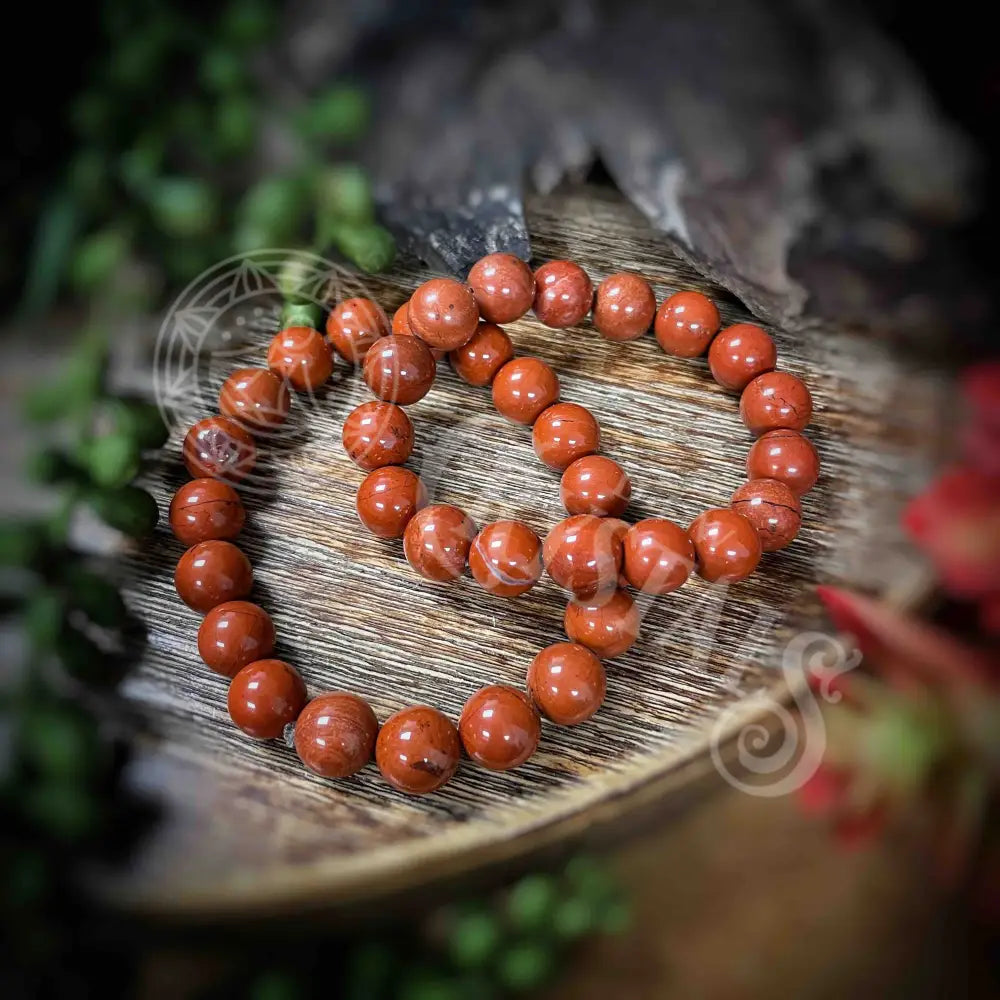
left=533, top=260, right=593, bottom=328
left=688, top=508, right=762, bottom=583
left=219, top=367, right=291, bottom=430
left=532, top=403, right=600, bottom=471
left=197, top=600, right=275, bottom=677
left=449, top=322, right=514, bottom=387
left=654, top=290, right=721, bottom=357
left=174, top=539, right=253, bottom=612
left=182, top=416, right=256, bottom=483
left=294, top=692, right=379, bottom=778
left=326, top=297, right=390, bottom=364
left=526, top=642, right=606, bottom=725
left=392, top=301, right=413, bottom=334
left=376, top=705, right=461, bottom=795
left=342, top=400, right=414, bottom=471
left=459, top=685, right=540, bottom=771
left=169, top=478, right=245, bottom=547
left=492, top=357, right=560, bottom=425
left=622, top=519, right=695, bottom=595
left=266, top=326, right=334, bottom=391
left=543, top=514, right=624, bottom=599
left=227, top=659, right=307, bottom=739
left=403, top=504, right=476, bottom=582
left=407, top=278, right=479, bottom=351
left=362, top=334, right=436, bottom=405
left=559, top=455, right=631, bottom=517
left=708, top=324, right=777, bottom=391
left=731, top=479, right=802, bottom=552
left=747, top=429, right=820, bottom=496
left=564, top=589, right=640, bottom=660
left=593, top=272, right=656, bottom=341
left=740, top=371, right=813, bottom=435
left=467, top=253, right=535, bottom=324
left=468, top=520, right=543, bottom=597
left=356, top=466, right=428, bottom=538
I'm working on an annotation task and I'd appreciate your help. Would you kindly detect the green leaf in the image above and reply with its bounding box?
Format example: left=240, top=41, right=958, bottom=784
left=280, top=301, right=322, bottom=329
left=62, top=566, right=128, bottom=628
left=448, top=910, right=502, bottom=969
left=26, top=448, right=85, bottom=486
left=69, top=228, right=129, bottom=294
left=120, top=133, right=166, bottom=195
left=552, top=897, right=595, bottom=940
left=221, top=0, right=275, bottom=47
left=86, top=485, right=160, bottom=537
left=496, top=942, right=555, bottom=992
left=55, top=625, right=122, bottom=687
left=23, top=779, right=102, bottom=842
left=19, top=702, right=104, bottom=781
left=506, top=873, right=558, bottom=932
left=21, top=191, right=80, bottom=316
left=106, top=397, right=169, bottom=450
left=237, top=175, right=308, bottom=242
left=315, top=163, right=375, bottom=229
left=23, top=591, right=66, bottom=650
left=81, top=433, right=141, bottom=488
left=296, top=85, right=370, bottom=143
left=0, top=521, right=49, bottom=568
left=329, top=222, right=395, bottom=273
left=67, top=149, right=108, bottom=206
left=398, top=969, right=460, bottom=1000
left=214, top=96, right=257, bottom=158
left=200, top=46, right=248, bottom=93
left=147, top=177, right=219, bottom=238
left=22, top=333, right=108, bottom=423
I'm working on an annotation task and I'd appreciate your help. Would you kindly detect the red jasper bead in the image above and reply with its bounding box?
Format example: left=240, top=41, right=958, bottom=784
left=449, top=322, right=514, bottom=387
left=363, top=334, right=436, bottom=405
left=543, top=514, right=624, bottom=599
left=559, top=455, right=631, bottom=517
left=376, top=705, right=461, bottom=794
left=197, top=600, right=275, bottom=677
left=182, top=416, right=256, bottom=483
left=740, top=371, right=813, bottom=435
left=407, top=278, right=479, bottom=351
left=467, top=253, right=535, bottom=324
left=459, top=685, right=540, bottom=771
left=533, top=260, right=593, bottom=328
left=174, top=539, right=253, bottom=612
left=294, top=692, right=379, bottom=778
left=622, top=519, right=695, bottom=595
left=342, top=400, right=414, bottom=471
left=593, top=272, right=656, bottom=341
left=468, top=520, right=543, bottom=597
left=708, top=324, right=777, bottom=391
left=356, top=466, right=428, bottom=538
left=532, top=402, right=600, bottom=471
left=392, top=301, right=413, bottom=334
left=731, top=478, right=802, bottom=552
left=688, top=508, right=762, bottom=583
left=326, top=297, right=390, bottom=365
left=227, top=659, right=307, bottom=739
left=564, top=589, right=640, bottom=659
left=654, top=290, right=721, bottom=357
left=267, top=326, right=334, bottom=392
left=526, top=642, right=606, bottom=725
left=169, top=478, right=245, bottom=547
left=492, top=357, right=560, bottom=425
left=219, top=368, right=291, bottom=430
left=747, top=429, right=820, bottom=496
left=403, top=504, right=476, bottom=582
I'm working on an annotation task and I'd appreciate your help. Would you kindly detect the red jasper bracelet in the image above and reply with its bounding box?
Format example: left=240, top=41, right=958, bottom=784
left=168, top=253, right=820, bottom=795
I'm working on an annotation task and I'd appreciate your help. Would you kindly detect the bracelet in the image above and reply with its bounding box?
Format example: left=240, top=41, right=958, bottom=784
left=168, top=253, right=819, bottom=796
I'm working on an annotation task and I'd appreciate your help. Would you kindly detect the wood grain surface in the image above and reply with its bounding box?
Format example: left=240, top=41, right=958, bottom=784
left=111, top=186, right=946, bottom=917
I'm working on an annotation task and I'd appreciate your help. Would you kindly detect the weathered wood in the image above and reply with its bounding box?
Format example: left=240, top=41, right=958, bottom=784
left=112, top=185, right=946, bottom=917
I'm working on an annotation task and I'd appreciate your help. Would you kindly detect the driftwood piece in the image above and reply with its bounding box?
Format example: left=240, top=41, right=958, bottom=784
left=111, top=186, right=946, bottom=918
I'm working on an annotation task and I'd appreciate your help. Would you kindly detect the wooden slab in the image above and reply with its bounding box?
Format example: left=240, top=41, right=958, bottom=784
left=112, top=186, right=945, bottom=918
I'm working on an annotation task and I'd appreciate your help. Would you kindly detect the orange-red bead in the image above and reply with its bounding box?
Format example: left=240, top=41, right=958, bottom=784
left=740, top=371, right=813, bottom=435
left=731, top=478, right=802, bottom=551
left=294, top=692, right=378, bottom=778
left=169, top=478, right=245, bottom=546
left=356, top=466, right=428, bottom=538
left=227, top=659, right=307, bottom=739
left=326, top=297, right=390, bottom=364
left=526, top=642, right=606, bottom=725
left=559, top=456, right=631, bottom=517
left=543, top=514, right=624, bottom=599
left=459, top=685, right=540, bottom=771
left=708, top=324, right=777, bottom=391
left=532, top=403, right=600, bottom=471
left=468, top=520, right=543, bottom=597
left=174, top=539, right=253, bottom=612
left=407, top=278, right=479, bottom=351
left=533, top=260, right=592, bottom=328
left=219, top=368, right=290, bottom=430
left=376, top=705, right=461, bottom=794
left=363, top=334, right=436, bottom=405
left=182, top=416, right=256, bottom=483
left=342, top=400, right=414, bottom=471
left=267, top=326, right=334, bottom=392
left=688, top=508, right=762, bottom=583
left=392, top=301, right=413, bottom=334
left=197, top=600, right=275, bottom=677
left=654, top=291, right=721, bottom=357
left=622, top=519, right=694, bottom=595
left=403, top=504, right=476, bottom=582
left=492, top=357, right=560, bottom=425
left=747, top=429, right=820, bottom=496
left=467, top=253, right=535, bottom=324
left=564, top=589, right=640, bottom=659
left=593, top=272, right=656, bottom=342
left=449, top=322, right=514, bottom=387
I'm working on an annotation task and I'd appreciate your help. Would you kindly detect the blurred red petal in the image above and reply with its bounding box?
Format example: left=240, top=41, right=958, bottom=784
left=961, top=361, right=1000, bottom=424
left=798, top=763, right=851, bottom=815
left=833, top=802, right=888, bottom=849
